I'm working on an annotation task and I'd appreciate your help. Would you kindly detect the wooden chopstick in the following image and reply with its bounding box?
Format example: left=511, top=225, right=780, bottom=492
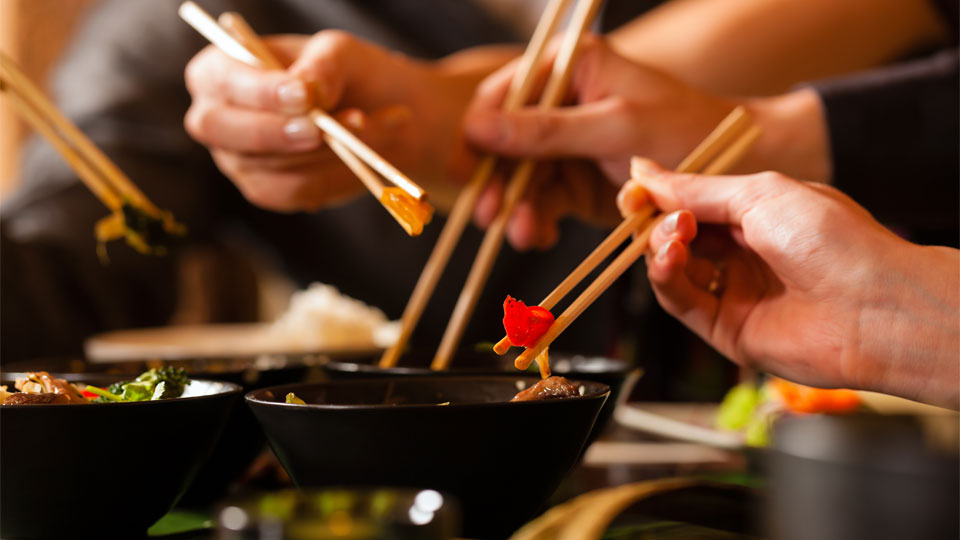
left=701, top=124, right=761, bottom=175
left=0, top=76, right=121, bottom=210
left=515, top=215, right=659, bottom=370
left=0, top=51, right=156, bottom=213
left=179, top=1, right=426, bottom=202
left=378, top=0, right=573, bottom=368
left=490, top=106, right=753, bottom=355
left=674, top=106, right=752, bottom=174
left=431, top=0, right=604, bottom=370
left=512, top=114, right=761, bottom=369
left=489, top=205, right=655, bottom=355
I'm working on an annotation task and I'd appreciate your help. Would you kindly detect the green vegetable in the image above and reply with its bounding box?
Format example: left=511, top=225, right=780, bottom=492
left=716, top=382, right=762, bottom=431
left=85, top=385, right=123, bottom=402
left=92, top=367, right=189, bottom=403
left=745, top=412, right=776, bottom=447
left=286, top=392, right=306, bottom=405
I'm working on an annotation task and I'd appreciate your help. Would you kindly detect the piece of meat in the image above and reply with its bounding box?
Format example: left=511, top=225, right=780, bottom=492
left=36, top=372, right=88, bottom=403
left=13, top=372, right=88, bottom=404
left=511, top=376, right=580, bottom=402
left=3, top=392, right=70, bottom=405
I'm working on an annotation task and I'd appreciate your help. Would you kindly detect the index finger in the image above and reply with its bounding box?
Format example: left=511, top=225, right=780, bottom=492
left=185, top=43, right=314, bottom=114
left=637, top=169, right=798, bottom=227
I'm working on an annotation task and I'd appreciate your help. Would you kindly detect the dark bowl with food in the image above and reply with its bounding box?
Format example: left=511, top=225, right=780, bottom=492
left=323, top=350, right=632, bottom=442
left=6, top=354, right=326, bottom=505
left=0, top=372, right=240, bottom=539
left=246, top=376, right=609, bottom=539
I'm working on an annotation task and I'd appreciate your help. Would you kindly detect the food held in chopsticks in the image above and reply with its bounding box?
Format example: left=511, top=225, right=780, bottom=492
left=503, top=295, right=557, bottom=379
left=716, top=377, right=862, bottom=446
left=93, top=201, right=184, bottom=258
left=378, top=186, right=434, bottom=236
left=503, top=295, right=555, bottom=349
left=501, top=106, right=760, bottom=375
left=0, top=368, right=190, bottom=405
left=0, top=52, right=184, bottom=260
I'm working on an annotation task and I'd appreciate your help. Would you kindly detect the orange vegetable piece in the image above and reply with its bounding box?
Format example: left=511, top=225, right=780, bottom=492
left=770, top=378, right=861, bottom=414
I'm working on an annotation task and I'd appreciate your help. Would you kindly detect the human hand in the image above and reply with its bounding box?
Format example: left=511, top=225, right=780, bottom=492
left=463, top=36, right=734, bottom=250
left=620, top=158, right=959, bottom=408
left=184, top=31, right=491, bottom=212
left=463, top=36, right=832, bottom=251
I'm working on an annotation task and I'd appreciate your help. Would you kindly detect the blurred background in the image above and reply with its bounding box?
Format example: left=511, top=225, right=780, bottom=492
left=1, top=0, right=99, bottom=198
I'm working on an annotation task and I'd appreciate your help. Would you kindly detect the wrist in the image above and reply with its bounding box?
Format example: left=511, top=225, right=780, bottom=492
left=738, top=88, right=832, bottom=182
left=853, top=241, right=960, bottom=408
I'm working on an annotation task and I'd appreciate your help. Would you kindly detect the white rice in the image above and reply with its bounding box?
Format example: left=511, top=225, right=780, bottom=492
left=268, top=283, right=399, bottom=350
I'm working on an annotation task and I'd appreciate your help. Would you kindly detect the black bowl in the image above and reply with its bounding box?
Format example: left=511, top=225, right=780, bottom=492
left=5, top=355, right=325, bottom=506
left=246, top=376, right=609, bottom=539
left=323, top=350, right=631, bottom=443
left=0, top=373, right=240, bottom=539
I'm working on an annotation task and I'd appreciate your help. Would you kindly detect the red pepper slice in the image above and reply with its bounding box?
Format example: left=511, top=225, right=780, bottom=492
left=503, top=295, right=555, bottom=348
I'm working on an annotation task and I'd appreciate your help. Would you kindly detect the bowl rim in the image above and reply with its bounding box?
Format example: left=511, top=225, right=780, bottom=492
left=0, top=372, right=243, bottom=409
left=324, top=352, right=632, bottom=376
left=245, top=375, right=611, bottom=411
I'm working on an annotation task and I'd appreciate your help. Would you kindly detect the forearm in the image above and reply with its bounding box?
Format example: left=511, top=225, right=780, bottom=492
left=609, top=0, right=950, bottom=96
left=855, top=243, right=960, bottom=409
left=728, top=88, right=832, bottom=183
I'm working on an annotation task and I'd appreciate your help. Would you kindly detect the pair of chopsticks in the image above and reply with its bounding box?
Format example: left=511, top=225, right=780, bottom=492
left=0, top=51, right=182, bottom=253
left=504, top=106, right=761, bottom=371
left=178, top=2, right=432, bottom=236
left=378, top=0, right=601, bottom=369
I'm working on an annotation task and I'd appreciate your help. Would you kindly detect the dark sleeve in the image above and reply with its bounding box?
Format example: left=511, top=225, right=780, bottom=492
left=813, top=47, right=959, bottom=236
left=0, top=0, right=240, bottom=364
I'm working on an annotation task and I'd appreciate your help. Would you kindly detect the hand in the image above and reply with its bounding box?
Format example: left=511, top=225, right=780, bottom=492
left=620, top=158, right=959, bottom=408
left=184, top=31, right=500, bottom=212
left=462, top=36, right=731, bottom=251
left=462, top=36, right=831, bottom=251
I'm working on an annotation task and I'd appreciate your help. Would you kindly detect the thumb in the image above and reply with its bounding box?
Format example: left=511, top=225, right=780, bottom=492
left=463, top=98, right=635, bottom=159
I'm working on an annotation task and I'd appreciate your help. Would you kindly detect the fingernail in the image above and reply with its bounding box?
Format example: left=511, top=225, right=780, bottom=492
left=661, top=211, right=680, bottom=235
left=284, top=116, right=319, bottom=143
left=342, top=109, right=365, bottom=131
left=656, top=240, right=674, bottom=262
left=277, top=80, right=308, bottom=113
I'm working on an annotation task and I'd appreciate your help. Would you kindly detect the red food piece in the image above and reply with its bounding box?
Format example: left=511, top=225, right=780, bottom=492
left=503, top=295, right=555, bottom=348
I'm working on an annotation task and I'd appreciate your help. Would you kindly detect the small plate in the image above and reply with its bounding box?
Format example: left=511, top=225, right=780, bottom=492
left=85, top=323, right=383, bottom=362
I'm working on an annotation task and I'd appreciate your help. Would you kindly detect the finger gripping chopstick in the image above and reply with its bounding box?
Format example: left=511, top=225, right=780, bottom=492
left=510, top=107, right=760, bottom=369
left=179, top=1, right=429, bottom=210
